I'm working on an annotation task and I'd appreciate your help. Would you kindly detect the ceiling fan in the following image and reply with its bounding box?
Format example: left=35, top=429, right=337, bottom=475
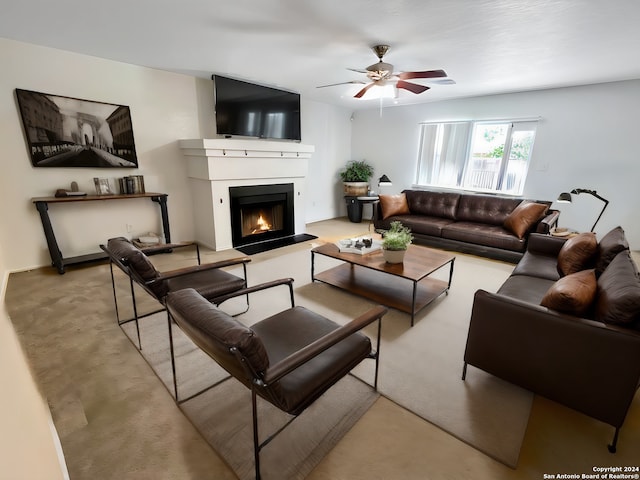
left=318, top=45, right=454, bottom=98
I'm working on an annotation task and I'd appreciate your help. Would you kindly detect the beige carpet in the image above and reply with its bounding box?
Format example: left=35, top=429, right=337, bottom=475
left=121, top=311, right=379, bottom=480
left=213, top=243, right=533, bottom=468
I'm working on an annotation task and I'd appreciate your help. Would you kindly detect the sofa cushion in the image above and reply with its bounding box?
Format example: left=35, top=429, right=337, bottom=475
left=503, top=201, right=549, bottom=239
left=557, top=232, right=597, bottom=276
left=595, top=226, right=629, bottom=276
left=379, top=193, right=410, bottom=219
left=456, top=194, right=522, bottom=226
left=497, top=274, right=556, bottom=304
left=404, top=190, right=460, bottom=220
left=541, top=269, right=597, bottom=316
left=511, top=247, right=562, bottom=281
left=594, top=251, right=640, bottom=326
left=442, top=222, right=526, bottom=252
left=391, top=215, right=454, bottom=237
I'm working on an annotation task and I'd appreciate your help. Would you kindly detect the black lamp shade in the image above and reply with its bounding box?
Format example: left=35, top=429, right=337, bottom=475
left=557, top=192, right=572, bottom=202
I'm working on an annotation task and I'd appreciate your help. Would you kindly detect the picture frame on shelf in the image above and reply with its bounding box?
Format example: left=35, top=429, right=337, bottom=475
left=94, top=177, right=115, bottom=195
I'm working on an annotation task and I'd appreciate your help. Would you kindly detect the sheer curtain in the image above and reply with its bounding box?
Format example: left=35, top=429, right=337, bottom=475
left=416, top=122, right=471, bottom=188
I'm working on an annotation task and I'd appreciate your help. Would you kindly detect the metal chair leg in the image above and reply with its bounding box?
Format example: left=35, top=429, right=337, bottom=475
left=252, top=388, right=261, bottom=480
left=129, top=276, right=142, bottom=349
left=167, top=311, right=179, bottom=402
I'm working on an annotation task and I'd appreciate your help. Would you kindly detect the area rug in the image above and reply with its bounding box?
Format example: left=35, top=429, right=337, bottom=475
left=121, top=310, right=379, bottom=480
left=220, top=243, right=534, bottom=468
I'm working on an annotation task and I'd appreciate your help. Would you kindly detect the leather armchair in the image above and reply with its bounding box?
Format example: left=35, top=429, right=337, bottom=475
left=101, top=237, right=250, bottom=348
left=166, top=287, right=387, bottom=480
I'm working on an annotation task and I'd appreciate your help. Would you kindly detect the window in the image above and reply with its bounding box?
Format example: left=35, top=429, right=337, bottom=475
left=416, top=120, right=537, bottom=195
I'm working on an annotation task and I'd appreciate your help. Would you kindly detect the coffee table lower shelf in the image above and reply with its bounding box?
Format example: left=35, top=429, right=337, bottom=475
left=313, top=263, right=449, bottom=325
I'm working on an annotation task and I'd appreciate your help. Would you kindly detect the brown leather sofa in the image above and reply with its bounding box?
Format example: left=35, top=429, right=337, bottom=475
left=463, top=227, right=640, bottom=452
left=373, top=189, right=559, bottom=262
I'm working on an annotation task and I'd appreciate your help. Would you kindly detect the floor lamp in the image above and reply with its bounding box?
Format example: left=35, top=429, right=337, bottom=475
left=557, top=188, right=609, bottom=232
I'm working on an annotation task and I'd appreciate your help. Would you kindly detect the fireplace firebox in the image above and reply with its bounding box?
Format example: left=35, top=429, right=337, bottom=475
left=230, top=183, right=295, bottom=248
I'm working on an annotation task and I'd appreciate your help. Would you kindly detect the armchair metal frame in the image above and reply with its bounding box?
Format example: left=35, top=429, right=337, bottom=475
left=166, top=285, right=386, bottom=480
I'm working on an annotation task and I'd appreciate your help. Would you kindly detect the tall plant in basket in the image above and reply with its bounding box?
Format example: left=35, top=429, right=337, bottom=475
left=340, top=160, right=374, bottom=196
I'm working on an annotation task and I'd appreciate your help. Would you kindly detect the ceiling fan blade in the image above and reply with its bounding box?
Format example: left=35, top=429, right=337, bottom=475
left=397, top=69, right=448, bottom=80
left=354, top=83, right=375, bottom=98
left=427, top=78, right=456, bottom=85
left=347, top=68, right=368, bottom=74
left=316, top=80, right=366, bottom=88
left=396, top=80, right=430, bottom=94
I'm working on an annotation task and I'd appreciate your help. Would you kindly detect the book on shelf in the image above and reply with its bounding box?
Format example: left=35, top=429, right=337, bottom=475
left=118, top=175, right=145, bottom=194
left=335, top=237, right=382, bottom=255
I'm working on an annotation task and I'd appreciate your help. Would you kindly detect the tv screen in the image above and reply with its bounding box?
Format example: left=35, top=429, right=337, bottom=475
left=213, top=75, right=301, bottom=141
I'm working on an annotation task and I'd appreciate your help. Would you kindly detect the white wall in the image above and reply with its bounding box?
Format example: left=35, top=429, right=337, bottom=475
left=0, top=38, right=353, bottom=271
left=351, top=81, right=640, bottom=247
left=0, top=244, right=68, bottom=479
left=0, top=38, right=201, bottom=271
left=300, top=100, right=353, bottom=222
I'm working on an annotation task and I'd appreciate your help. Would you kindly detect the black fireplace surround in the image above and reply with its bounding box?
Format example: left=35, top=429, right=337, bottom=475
left=229, top=183, right=295, bottom=248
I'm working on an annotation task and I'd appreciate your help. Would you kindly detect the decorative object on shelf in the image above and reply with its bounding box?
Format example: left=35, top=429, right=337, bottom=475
left=54, top=181, right=86, bottom=197
left=15, top=88, right=138, bottom=168
left=340, top=159, right=374, bottom=196
left=557, top=188, right=609, bottom=232
left=381, top=220, right=413, bottom=263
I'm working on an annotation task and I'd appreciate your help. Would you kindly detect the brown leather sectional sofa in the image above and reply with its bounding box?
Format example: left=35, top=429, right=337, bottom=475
left=463, top=227, right=640, bottom=452
left=373, top=189, right=559, bottom=262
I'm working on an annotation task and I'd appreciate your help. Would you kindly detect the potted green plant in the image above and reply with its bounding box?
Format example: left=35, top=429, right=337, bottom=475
left=340, top=160, right=374, bottom=196
left=381, top=221, right=413, bottom=263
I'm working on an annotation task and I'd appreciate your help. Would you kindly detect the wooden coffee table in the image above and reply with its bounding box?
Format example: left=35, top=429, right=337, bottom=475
left=311, top=242, right=455, bottom=326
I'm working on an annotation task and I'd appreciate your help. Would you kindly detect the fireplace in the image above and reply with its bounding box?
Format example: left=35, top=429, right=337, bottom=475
left=230, top=183, right=295, bottom=248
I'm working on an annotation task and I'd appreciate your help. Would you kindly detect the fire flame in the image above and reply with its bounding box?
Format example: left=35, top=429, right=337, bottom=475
left=251, top=214, right=272, bottom=234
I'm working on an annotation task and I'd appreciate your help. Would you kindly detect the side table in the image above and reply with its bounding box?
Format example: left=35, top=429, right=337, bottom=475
left=344, top=195, right=379, bottom=224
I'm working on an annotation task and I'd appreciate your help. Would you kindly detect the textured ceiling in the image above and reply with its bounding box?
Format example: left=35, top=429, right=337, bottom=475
left=2, top=0, right=640, bottom=109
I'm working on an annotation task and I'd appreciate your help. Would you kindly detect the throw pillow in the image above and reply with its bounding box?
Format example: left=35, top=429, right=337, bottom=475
left=594, top=250, right=640, bottom=325
left=503, top=201, right=549, bottom=239
left=595, top=226, right=629, bottom=276
left=557, top=232, right=597, bottom=276
left=379, top=193, right=410, bottom=220
left=541, top=269, right=597, bottom=316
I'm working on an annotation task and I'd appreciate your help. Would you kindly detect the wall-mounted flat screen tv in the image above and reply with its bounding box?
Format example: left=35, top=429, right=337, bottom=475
left=213, top=75, right=301, bottom=142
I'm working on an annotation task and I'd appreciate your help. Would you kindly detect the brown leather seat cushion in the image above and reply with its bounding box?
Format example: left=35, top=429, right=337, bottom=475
left=252, top=306, right=372, bottom=414
left=107, top=236, right=244, bottom=300
left=165, top=270, right=246, bottom=300
left=442, top=222, right=525, bottom=251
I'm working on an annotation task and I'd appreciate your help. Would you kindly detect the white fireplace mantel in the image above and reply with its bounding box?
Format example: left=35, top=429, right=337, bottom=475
left=179, top=138, right=314, bottom=250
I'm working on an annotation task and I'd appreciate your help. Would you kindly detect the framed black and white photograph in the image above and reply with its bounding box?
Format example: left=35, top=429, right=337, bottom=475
left=15, top=88, right=138, bottom=168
